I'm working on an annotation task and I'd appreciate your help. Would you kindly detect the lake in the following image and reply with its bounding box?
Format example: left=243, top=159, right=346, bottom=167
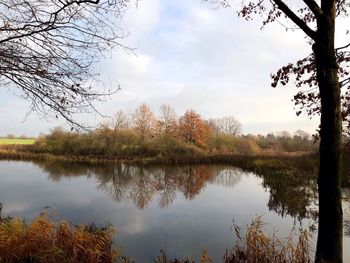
left=0, top=160, right=349, bottom=262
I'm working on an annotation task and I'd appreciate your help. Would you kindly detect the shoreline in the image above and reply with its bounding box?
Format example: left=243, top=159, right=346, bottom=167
left=0, top=145, right=317, bottom=166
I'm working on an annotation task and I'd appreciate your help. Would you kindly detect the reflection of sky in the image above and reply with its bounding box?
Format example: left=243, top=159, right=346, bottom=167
left=0, top=161, right=349, bottom=262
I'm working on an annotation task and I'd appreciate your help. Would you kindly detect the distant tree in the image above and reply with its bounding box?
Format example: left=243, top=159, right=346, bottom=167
left=158, top=104, right=178, bottom=137
left=291, top=130, right=316, bottom=152
left=0, top=0, right=130, bottom=128
left=178, top=110, right=212, bottom=148
left=110, top=110, right=129, bottom=131
left=6, top=134, right=15, bottom=139
left=132, top=104, right=157, bottom=139
left=208, top=116, right=242, bottom=136
left=109, top=110, right=130, bottom=146
left=294, top=130, right=311, bottom=141
left=266, top=133, right=275, bottom=141
left=276, top=131, right=291, bottom=138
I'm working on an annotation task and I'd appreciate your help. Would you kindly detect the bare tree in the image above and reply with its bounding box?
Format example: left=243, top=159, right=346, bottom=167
left=208, top=116, right=242, bottom=136
left=131, top=103, right=157, bottom=139
left=276, top=130, right=291, bottom=138
left=158, top=104, right=178, bottom=137
left=111, top=110, right=129, bottom=131
left=294, top=130, right=311, bottom=141
left=0, top=0, right=131, bottom=128
left=105, top=110, right=129, bottom=146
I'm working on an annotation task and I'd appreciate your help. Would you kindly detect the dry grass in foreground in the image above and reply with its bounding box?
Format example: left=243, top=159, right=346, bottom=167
left=0, top=203, right=312, bottom=263
left=0, top=205, right=118, bottom=263
left=154, top=217, right=312, bottom=263
left=223, top=216, right=312, bottom=263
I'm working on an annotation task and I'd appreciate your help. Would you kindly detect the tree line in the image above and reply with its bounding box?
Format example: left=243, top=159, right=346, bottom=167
left=31, top=103, right=318, bottom=159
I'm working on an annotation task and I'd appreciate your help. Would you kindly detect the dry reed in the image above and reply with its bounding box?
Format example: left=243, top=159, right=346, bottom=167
left=0, top=207, right=118, bottom=263
left=223, top=216, right=312, bottom=263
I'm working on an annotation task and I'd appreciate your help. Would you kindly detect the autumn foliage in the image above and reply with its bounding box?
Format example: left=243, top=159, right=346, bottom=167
left=24, top=103, right=319, bottom=160
left=178, top=110, right=212, bottom=148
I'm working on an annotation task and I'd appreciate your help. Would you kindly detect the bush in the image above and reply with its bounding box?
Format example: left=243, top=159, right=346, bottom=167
left=207, top=134, right=236, bottom=154
left=233, top=137, right=261, bottom=156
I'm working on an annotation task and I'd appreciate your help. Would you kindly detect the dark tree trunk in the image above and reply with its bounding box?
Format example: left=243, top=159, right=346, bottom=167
left=315, top=1, right=343, bottom=262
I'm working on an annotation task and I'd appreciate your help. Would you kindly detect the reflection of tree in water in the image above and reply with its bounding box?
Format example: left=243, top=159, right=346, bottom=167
left=96, top=165, right=132, bottom=202
left=32, top=159, right=350, bottom=228
left=154, top=167, right=178, bottom=208
left=212, top=168, right=243, bottom=187
left=258, top=166, right=318, bottom=222
left=32, top=161, right=243, bottom=209
left=254, top=155, right=350, bottom=229
left=128, top=167, right=157, bottom=209
left=178, top=166, right=213, bottom=199
left=33, top=160, right=96, bottom=181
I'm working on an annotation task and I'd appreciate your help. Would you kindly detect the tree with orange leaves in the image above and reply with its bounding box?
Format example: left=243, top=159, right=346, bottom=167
left=178, top=110, right=212, bottom=148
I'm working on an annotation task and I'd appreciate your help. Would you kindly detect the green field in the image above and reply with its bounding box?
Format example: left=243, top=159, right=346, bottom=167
left=0, top=139, right=35, bottom=145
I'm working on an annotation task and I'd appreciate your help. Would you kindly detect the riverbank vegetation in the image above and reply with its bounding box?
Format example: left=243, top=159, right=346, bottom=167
left=154, top=217, right=311, bottom=263
left=0, top=202, right=311, bottom=263
left=0, top=104, right=320, bottom=163
left=0, top=204, right=118, bottom=263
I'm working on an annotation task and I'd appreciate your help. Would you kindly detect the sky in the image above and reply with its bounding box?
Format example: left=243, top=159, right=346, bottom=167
left=0, top=0, right=338, bottom=137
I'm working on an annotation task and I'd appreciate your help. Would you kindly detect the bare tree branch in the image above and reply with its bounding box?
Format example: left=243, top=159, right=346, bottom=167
left=272, top=0, right=317, bottom=39
left=0, top=0, right=132, bottom=129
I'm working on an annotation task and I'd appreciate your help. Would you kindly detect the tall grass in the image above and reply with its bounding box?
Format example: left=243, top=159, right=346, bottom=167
left=223, top=216, right=312, bottom=263
left=0, top=205, right=118, bottom=263
left=0, top=203, right=312, bottom=263
left=154, top=249, right=212, bottom=263
left=152, top=217, right=312, bottom=263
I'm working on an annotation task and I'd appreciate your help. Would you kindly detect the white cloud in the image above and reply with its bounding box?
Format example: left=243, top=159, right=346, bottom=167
left=123, top=0, right=161, bottom=39
left=0, top=0, right=323, bottom=136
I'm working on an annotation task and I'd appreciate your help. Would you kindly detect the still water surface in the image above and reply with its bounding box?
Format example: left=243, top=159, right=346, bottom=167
left=0, top=160, right=349, bottom=262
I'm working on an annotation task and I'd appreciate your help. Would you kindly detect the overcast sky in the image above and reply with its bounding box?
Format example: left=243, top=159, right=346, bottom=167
left=1, top=0, right=338, bottom=137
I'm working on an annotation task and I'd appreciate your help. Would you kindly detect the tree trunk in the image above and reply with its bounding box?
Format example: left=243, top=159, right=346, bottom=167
left=315, top=1, right=343, bottom=262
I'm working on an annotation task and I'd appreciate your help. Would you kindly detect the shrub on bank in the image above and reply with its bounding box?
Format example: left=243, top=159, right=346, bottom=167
left=207, top=134, right=236, bottom=154
left=232, top=137, right=261, bottom=156
left=31, top=128, right=206, bottom=159
left=27, top=125, right=322, bottom=161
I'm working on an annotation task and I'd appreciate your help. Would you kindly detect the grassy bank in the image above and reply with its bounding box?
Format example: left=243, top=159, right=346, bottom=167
left=0, top=143, right=314, bottom=165
left=4, top=142, right=350, bottom=187
left=0, top=138, right=35, bottom=145
left=3, top=127, right=317, bottom=160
